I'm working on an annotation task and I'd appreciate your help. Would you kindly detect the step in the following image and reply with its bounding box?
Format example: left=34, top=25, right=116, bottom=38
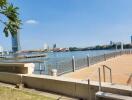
left=96, top=91, right=132, bottom=100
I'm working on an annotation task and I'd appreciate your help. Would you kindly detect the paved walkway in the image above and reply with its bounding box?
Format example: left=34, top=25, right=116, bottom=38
left=62, top=54, right=132, bottom=86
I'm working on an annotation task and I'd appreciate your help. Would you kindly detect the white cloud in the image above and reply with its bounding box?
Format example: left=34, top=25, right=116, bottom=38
left=25, top=19, right=39, bottom=24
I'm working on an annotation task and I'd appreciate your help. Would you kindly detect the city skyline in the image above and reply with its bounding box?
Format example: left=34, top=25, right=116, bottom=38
left=1, top=0, right=132, bottom=50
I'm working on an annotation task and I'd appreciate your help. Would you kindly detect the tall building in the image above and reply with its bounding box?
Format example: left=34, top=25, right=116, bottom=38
left=131, top=36, right=132, bottom=44
left=110, top=41, right=113, bottom=45
left=53, top=44, right=56, bottom=49
left=12, top=33, right=21, bottom=53
left=43, top=43, right=48, bottom=50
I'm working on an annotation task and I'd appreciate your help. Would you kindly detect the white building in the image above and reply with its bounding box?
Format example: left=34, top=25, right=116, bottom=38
left=0, top=45, right=4, bottom=55
left=43, top=43, right=49, bottom=50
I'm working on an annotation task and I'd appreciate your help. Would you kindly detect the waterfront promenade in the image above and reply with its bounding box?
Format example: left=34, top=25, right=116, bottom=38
left=63, top=54, right=132, bottom=85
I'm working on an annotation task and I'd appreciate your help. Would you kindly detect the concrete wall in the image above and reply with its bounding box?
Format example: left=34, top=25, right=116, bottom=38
left=0, top=63, right=34, bottom=74
left=22, top=75, right=132, bottom=100
left=0, top=72, right=131, bottom=100
left=0, top=72, right=21, bottom=84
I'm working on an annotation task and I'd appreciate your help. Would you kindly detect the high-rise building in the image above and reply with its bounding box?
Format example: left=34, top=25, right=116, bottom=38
left=53, top=44, right=56, bottom=49
left=110, top=41, right=113, bottom=45
left=12, top=33, right=21, bottom=53
left=131, top=36, right=132, bottom=44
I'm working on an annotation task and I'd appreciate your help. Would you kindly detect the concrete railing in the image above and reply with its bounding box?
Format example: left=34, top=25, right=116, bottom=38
left=0, top=63, right=35, bottom=74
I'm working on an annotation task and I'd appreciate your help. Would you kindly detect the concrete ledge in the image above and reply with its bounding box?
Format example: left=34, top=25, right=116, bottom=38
left=0, top=73, right=131, bottom=100
left=96, top=91, right=132, bottom=100
left=22, top=75, right=132, bottom=100
left=23, top=75, right=77, bottom=98
left=0, top=72, right=21, bottom=84
left=0, top=63, right=35, bottom=74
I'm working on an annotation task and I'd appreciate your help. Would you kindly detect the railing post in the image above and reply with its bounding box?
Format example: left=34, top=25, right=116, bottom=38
left=88, top=79, right=91, bottom=100
left=51, top=69, right=57, bottom=76
left=98, top=68, right=102, bottom=91
left=129, top=50, right=131, bottom=54
left=130, top=74, right=132, bottom=89
left=43, top=61, right=46, bottom=73
left=110, top=69, right=112, bottom=84
left=20, top=74, right=23, bottom=84
left=116, top=44, right=118, bottom=51
left=114, top=52, right=116, bottom=57
left=72, top=56, right=76, bottom=72
left=104, top=54, right=106, bottom=61
left=87, top=55, right=90, bottom=67
left=39, top=63, right=42, bottom=74
left=103, top=66, right=106, bottom=82
left=120, top=51, right=122, bottom=56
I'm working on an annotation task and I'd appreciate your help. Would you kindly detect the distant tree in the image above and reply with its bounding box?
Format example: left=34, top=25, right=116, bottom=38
left=0, top=0, right=21, bottom=37
left=69, top=47, right=80, bottom=51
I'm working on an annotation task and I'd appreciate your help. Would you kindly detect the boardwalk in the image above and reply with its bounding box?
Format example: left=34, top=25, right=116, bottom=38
left=62, top=54, right=132, bottom=85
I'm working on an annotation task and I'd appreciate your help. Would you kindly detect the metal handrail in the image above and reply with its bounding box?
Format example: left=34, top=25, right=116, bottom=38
left=97, top=65, right=113, bottom=93
left=127, top=73, right=132, bottom=89
left=102, top=65, right=112, bottom=84
left=82, top=69, right=100, bottom=99
left=86, top=68, right=102, bottom=92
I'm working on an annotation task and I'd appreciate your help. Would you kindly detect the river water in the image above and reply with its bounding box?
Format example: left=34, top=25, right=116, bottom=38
left=44, top=50, right=115, bottom=62
left=33, top=50, right=116, bottom=74
left=0, top=50, right=117, bottom=75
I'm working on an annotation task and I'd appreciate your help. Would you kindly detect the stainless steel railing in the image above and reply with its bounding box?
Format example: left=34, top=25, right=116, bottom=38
left=102, top=65, right=112, bottom=84
left=127, top=73, right=132, bottom=89
left=98, top=65, right=113, bottom=91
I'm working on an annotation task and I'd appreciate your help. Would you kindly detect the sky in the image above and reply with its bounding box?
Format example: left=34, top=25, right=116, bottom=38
left=0, top=0, right=132, bottom=50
